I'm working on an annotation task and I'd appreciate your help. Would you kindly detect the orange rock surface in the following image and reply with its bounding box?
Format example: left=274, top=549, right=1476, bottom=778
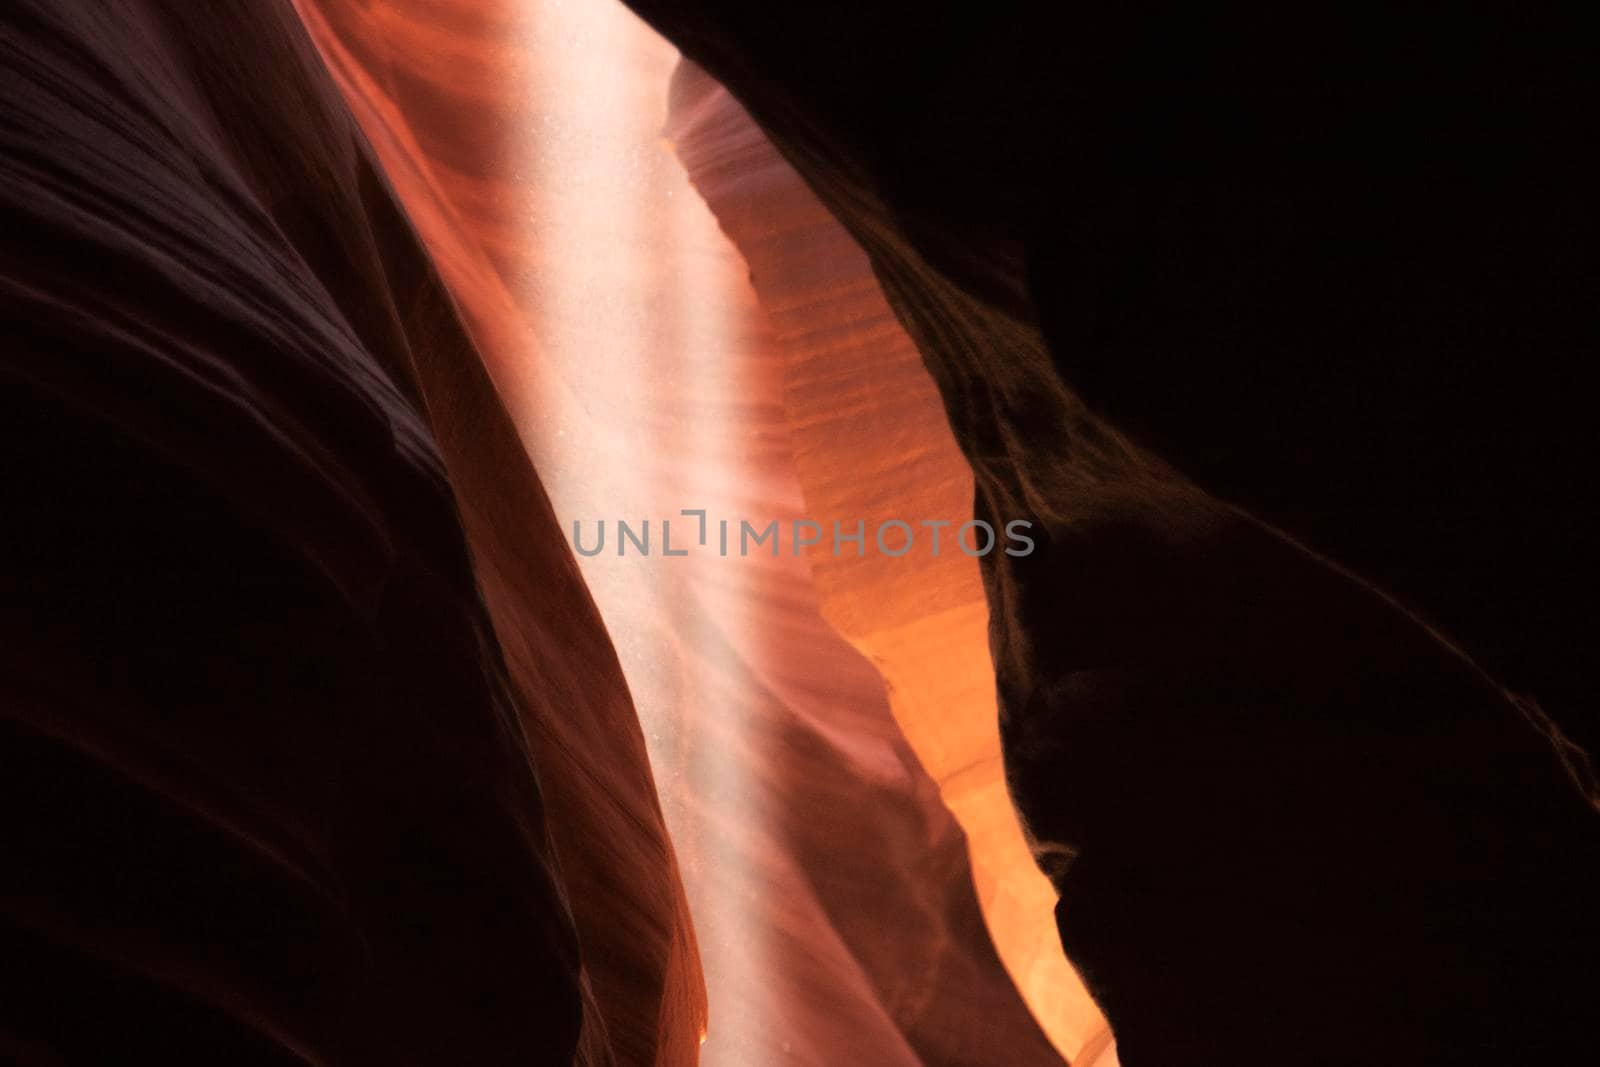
left=297, top=0, right=1077, bottom=1062
left=665, top=63, right=1108, bottom=1061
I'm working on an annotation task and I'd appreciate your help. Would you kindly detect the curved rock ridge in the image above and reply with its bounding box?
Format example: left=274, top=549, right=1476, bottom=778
left=664, top=61, right=1107, bottom=1061
left=617, top=2, right=1600, bottom=1063
left=3, top=1, right=692, bottom=1062
left=293, top=1, right=1067, bottom=1063
left=291, top=2, right=710, bottom=1061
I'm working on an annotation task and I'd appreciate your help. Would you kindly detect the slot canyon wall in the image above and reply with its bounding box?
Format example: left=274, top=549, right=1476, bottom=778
left=292, top=0, right=1100, bottom=1060
left=615, top=2, right=1600, bottom=1063
left=2, top=0, right=666, bottom=1061
left=4, top=0, right=1101, bottom=1062
left=5, top=1, right=1599, bottom=1065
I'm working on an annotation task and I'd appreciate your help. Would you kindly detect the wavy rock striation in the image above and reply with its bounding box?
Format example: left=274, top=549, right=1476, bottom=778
left=2, top=1, right=693, bottom=1062
left=619, top=2, right=1600, bottom=1063
left=665, top=61, right=1108, bottom=1061
left=294, top=1, right=1064, bottom=1063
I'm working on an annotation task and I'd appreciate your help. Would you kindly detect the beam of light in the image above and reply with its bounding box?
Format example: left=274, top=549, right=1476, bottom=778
left=298, top=0, right=1104, bottom=1059
left=512, top=0, right=762, bottom=1057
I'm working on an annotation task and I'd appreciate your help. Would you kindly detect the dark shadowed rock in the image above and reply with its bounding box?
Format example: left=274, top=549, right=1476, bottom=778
left=1, top=2, right=698, bottom=1062
left=617, top=2, right=1600, bottom=1061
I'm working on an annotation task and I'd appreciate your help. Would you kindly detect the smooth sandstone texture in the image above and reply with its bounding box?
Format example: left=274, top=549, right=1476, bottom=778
left=292, top=3, right=710, bottom=1060
left=618, top=2, right=1600, bottom=1063
left=665, top=61, right=1107, bottom=1061
left=9, top=0, right=1599, bottom=1063
left=3, top=1, right=694, bottom=1062
left=296, top=1, right=1064, bottom=1063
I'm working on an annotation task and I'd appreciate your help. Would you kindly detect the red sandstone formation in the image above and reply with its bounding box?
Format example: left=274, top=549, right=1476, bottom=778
left=7, top=0, right=1599, bottom=1064
left=5, top=0, right=1084, bottom=1062
left=617, top=2, right=1600, bottom=1062
left=665, top=61, right=1108, bottom=1060
left=295, top=1, right=1071, bottom=1060
left=3, top=1, right=695, bottom=1062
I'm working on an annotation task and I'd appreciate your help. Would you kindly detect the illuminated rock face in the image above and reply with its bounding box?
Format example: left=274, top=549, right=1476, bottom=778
left=292, top=3, right=710, bottom=1060
left=619, top=2, right=1600, bottom=1064
left=8, top=0, right=1072, bottom=1060
left=665, top=62, right=1107, bottom=1061
left=0, top=0, right=603, bottom=1062
left=9, top=0, right=1600, bottom=1064
left=295, top=2, right=1070, bottom=1062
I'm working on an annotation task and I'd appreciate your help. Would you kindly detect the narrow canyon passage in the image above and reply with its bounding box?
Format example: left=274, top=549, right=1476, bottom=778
left=295, top=0, right=1104, bottom=1059
left=4, top=2, right=1596, bottom=1065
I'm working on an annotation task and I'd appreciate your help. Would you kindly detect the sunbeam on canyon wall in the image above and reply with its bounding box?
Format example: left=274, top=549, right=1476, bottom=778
left=294, top=0, right=1108, bottom=1062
